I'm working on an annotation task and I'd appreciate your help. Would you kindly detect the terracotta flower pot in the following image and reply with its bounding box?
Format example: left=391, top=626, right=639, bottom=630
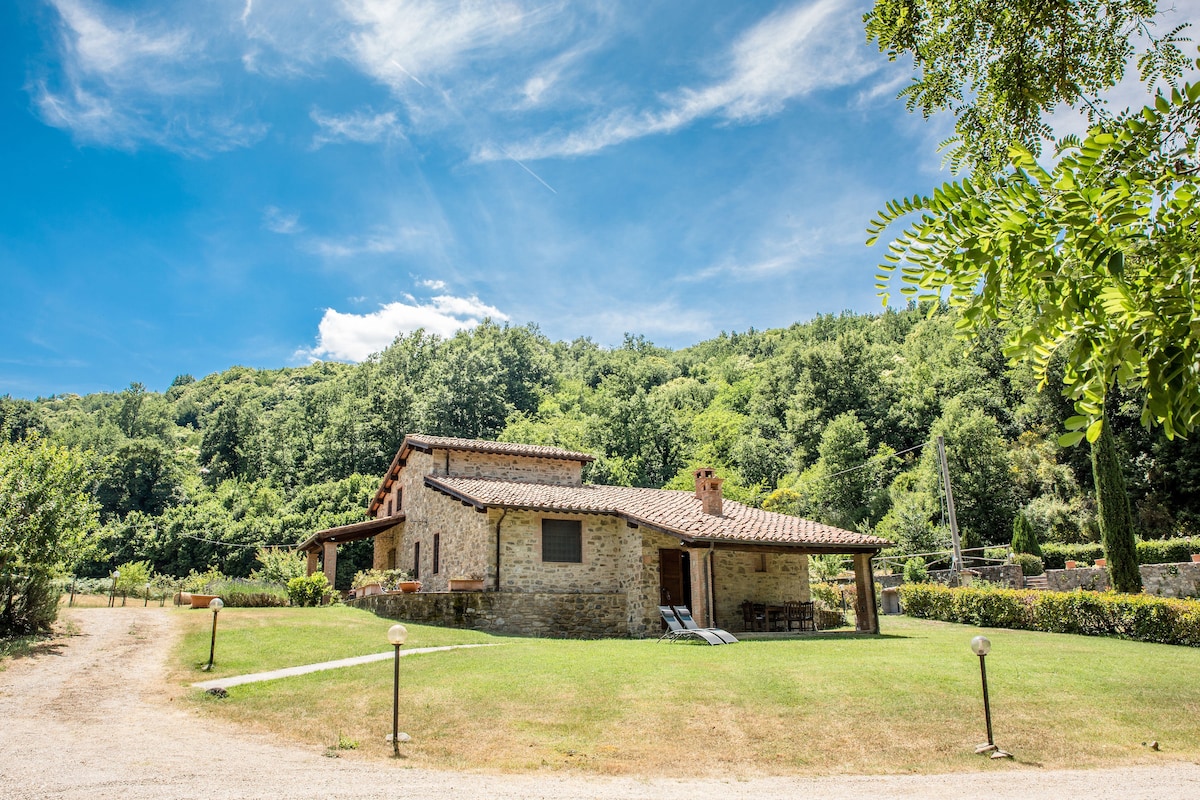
left=1094, top=558, right=1106, bottom=568
left=189, top=593, right=219, bottom=609
left=398, top=581, right=421, bottom=593
left=1191, top=554, right=1200, bottom=563
left=1065, top=560, right=1077, bottom=569
left=449, top=578, right=485, bottom=592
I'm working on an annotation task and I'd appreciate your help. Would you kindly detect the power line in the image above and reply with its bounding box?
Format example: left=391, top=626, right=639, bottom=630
left=821, top=440, right=929, bottom=481
left=177, top=533, right=300, bottom=550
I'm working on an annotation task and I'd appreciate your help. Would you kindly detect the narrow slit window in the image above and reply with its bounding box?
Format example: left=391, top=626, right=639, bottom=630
left=433, top=533, right=441, bottom=575
left=413, top=541, right=420, bottom=580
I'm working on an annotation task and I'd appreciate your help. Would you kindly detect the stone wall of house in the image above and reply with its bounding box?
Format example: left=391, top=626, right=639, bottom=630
left=354, top=591, right=626, bottom=638
left=1045, top=562, right=1200, bottom=597
left=634, top=529, right=687, bottom=638
left=495, top=509, right=633, bottom=594
left=712, top=550, right=810, bottom=632
left=444, top=450, right=583, bottom=486
left=372, top=450, right=494, bottom=592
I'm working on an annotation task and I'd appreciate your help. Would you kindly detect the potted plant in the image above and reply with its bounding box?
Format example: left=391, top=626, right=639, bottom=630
left=1094, top=558, right=1106, bottom=568
left=1065, top=560, right=1077, bottom=569
left=1191, top=553, right=1200, bottom=563
left=351, top=569, right=388, bottom=597
left=449, top=575, right=485, bottom=592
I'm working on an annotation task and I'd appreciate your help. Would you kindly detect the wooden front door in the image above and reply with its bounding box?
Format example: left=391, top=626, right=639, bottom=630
left=658, top=548, right=692, bottom=608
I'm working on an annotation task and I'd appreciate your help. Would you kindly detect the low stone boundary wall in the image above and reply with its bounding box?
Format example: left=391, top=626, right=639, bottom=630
left=353, top=591, right=627, bottom=638
left=1046, top=561, right=1200, bottom=598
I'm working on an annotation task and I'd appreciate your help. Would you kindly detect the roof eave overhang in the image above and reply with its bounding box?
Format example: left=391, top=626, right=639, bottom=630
left=296, top=514, right=405, bottom=553
left=422, top=477, right=886, bottom=554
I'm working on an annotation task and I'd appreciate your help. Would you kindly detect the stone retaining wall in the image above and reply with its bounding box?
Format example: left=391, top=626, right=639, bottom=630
left=1046, top=561, right=1200, bottom=597
left=353, top=590, right=628, bottom=638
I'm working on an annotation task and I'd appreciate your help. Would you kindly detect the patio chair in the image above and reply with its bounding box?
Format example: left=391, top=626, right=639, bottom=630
left=741, top=600, right=767, bottom=632
left=657, top=606, right=726, bottom=645
left=672, top=605, right=738, bottom=644
left=784, top=600, right=816, bottom=632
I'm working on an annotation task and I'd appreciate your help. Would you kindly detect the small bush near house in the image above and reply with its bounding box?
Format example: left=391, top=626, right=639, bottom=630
left=1014, top=553, right=1044, bottom=577
left=287, top=573, right=332, bottom=607
left=899, top=583, right=1200, bottom=647
left=809, top=581, right=842, bottom=609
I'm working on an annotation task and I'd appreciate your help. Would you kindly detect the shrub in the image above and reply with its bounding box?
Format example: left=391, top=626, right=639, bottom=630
left=0, top=573, right=59, bottom=635
left=287, top=573, right=331, bottom=607
left=1041, top=543, right=1104, bottom=570
left=1136, top=537, right=1200, bottom=565
left=207, top=578, right=288, bottom=608
left=1014, top=552, right=1044, bottom=577
left=1011, top=512, right=1042, bottom=557
left=898, top=583, right=1200, bottom=647
left=251, top=547, right=306, bottom=586
left=903, top=557, right=929, bottom=583
left=809, top=581, right=842, bottom=608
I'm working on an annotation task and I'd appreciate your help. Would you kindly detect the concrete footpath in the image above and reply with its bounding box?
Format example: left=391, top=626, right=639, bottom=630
left=192, top=643, right=499, bottom=690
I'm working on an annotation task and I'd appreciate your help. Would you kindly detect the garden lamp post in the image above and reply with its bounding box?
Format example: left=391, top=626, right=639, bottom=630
left=144, top=582, right=150, bottom=607
left=387, top=623, right=408, bottom=756
left=971, top=635, right=1012, bottom=758
left=204, top=598, right=224, bottom=671
left=108, top=570, right=120, bottom=608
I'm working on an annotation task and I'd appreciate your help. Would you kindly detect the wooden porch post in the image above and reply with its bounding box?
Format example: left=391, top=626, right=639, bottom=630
left=323, top=540, right=338, bottom=589
left=853, top=552, right=879, bottom=634
left=306, top=549, right=319, bottom=576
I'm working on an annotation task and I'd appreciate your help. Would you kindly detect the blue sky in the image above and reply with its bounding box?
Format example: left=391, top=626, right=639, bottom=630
left=1, top=1, right=1186, bottom=399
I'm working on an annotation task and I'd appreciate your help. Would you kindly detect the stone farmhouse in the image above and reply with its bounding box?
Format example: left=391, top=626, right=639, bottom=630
left=299, top=434, right=889, bottom=638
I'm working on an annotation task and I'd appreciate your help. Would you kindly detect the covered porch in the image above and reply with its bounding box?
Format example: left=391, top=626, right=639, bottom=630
left=677, top=541, right=881, bottom=636
left=296, top=515, right=403, bottom=589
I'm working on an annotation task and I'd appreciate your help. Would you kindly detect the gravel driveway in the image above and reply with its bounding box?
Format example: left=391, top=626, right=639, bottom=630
left=1, top=607, right=1198, bottom=800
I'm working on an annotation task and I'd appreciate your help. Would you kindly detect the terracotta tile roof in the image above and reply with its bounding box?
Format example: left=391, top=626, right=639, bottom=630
left=403, top=435, right=595, bottom=463
left=425, top=476, right=890, bottom=551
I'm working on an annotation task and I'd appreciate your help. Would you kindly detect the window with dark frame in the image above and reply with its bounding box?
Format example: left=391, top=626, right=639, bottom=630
left=413, top=541, right=420, bottom=580
left=541, top=518, right=582, bottom=563
left=387, top=498, right=392, bottom=516
left=433, top=533, right=440, bottom=574
left=397, top=488, right=403, bottom=510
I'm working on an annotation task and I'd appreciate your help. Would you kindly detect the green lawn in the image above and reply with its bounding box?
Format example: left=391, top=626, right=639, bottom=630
left=173, top=607, right=1200, bottom=776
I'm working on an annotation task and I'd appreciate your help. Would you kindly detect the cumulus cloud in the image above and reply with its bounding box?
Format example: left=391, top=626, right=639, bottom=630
left=301, top=295, right=510, bottom=361
left=419, top=278, right=447, bottom=290
left=310, top=107, right=403, bottom=147
left=477, top=0, right=879, bottom=161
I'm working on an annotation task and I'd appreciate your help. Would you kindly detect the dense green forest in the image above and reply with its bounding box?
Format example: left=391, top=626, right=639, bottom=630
left=4, top=305, right=1199, bottom=585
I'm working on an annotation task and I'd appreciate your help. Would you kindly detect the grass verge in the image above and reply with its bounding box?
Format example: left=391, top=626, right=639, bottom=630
left=173, top=608, right=1200, bottom=777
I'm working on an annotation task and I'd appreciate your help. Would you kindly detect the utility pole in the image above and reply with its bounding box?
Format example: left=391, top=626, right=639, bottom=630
left=937, top=435, right=963, bottom=574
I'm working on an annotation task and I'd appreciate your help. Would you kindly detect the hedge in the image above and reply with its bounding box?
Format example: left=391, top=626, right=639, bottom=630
left=898, top=583, right=1200, bottom=647
left=1041, top=537, right=1200, bottom=570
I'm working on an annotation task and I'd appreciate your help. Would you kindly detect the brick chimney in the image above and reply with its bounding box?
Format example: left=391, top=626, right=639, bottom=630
left=693, top=467, right=724, bottom=516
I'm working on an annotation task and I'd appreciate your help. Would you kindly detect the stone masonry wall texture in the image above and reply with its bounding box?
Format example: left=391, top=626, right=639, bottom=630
left=354, top=591, right=626, bottom=638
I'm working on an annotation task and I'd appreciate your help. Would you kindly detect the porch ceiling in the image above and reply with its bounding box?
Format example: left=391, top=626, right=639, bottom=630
left=296, top=514, right=404, bottom=553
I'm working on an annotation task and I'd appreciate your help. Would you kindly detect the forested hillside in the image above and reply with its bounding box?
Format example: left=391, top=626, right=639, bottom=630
left=5, top=305, right=1199, bottom=584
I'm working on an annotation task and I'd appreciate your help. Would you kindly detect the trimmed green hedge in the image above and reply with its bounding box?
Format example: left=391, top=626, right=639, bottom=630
left=1041, top=538, right=1200, bottom=570
left=899, top=583, right=1200, bottom=647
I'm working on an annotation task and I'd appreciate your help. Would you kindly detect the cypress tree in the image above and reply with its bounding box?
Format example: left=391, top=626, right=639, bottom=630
left=1010, top=512, right=1041, bottom=557
left=1091, top=415, right=1142, bottom=593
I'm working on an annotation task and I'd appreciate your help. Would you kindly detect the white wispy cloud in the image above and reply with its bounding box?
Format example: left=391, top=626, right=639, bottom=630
left=576, top=300, right=713, bottom=342
left=307, top=226, right=431, bottom=258
left=344, top=0, right=537, bottom=93
left=300, top=295, right=510, bottom=361
left=419, top=278, right=447, bottom=290
left=310, top=107, right=404, bottom=147
left=262, top=205, right=302, bottom=234
left=34, top=0, right=266, bottom=153
left=477, top=0, right=879, bottom=161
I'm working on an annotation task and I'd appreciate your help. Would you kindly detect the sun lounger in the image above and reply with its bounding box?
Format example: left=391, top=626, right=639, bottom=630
left=672, top=605, right=739, bottom=644
left=657, top=605, right=726, bottom=645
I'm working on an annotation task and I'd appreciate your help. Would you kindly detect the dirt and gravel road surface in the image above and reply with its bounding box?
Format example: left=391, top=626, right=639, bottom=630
left=2, top=607, right=1198, bottom=800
